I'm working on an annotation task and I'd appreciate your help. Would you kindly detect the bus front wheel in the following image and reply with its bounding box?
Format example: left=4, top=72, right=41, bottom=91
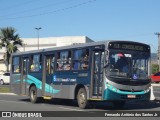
left=29, top=86, right=38, bottom=103
left=77, top=88, right=88, bottom=109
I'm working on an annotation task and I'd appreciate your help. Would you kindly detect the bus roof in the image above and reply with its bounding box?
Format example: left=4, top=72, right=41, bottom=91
left=12, top=40, right=150, bottom=56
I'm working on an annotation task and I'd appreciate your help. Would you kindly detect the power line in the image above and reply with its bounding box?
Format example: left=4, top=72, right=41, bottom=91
left=0, top=0, right=37, bottom=11
left=0, top=0, right=97, bottom=21
left=0, top=0, right=75, bottom=18
left=117, top=33, right=154, bottom=39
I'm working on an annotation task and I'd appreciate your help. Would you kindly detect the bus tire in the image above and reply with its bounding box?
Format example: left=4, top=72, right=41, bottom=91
left=77, top=88, right=88, bottom=109
left=29, top=86, right=38, bottom=103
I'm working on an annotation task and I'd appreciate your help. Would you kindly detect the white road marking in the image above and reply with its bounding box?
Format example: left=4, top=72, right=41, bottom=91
left=59, top=107, right=85, bottom=111
left=58, top=107, right=96, bottom=113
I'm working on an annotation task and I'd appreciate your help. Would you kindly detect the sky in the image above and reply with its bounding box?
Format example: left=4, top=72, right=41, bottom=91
left=0, top=0, right=159, bottom=53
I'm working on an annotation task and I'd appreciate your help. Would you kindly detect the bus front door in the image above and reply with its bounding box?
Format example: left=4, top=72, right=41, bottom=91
left=42, top=54, right=55, bottom=96
left=20, top=57, right=29, bottom=95
left=91, top=50, right=104, bottom=99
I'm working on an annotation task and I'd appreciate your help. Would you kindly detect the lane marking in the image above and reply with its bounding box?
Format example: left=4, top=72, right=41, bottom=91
left=59, top=107, right=85, bottom=111
left=58, top=107, right=95, bottom=113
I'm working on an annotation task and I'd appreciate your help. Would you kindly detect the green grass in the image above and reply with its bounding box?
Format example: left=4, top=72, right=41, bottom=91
left=0, top=86, right=10, bottom=93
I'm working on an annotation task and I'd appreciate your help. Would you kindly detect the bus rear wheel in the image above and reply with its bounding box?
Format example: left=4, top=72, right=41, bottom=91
left=77, top=88, right=88, bottom=109
left=29, top=86, right=38, bottom=103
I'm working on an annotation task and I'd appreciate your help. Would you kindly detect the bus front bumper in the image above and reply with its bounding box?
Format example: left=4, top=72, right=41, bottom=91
left=103, top=88, right=150, bottom=101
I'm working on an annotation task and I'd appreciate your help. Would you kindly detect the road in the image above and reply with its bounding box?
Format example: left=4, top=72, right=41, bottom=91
left=153, top=84, right=160, bottom=100
left=0, top=84, right=160, bottom=119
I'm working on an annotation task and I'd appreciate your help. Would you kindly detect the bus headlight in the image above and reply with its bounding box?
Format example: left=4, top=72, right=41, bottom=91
left=106, top=83, right=119, bottom=92
left=112, top=88, right=116, bottom=91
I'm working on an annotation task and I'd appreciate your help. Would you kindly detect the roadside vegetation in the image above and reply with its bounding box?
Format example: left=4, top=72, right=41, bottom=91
left=0, top=86, right=10, bottom=93
left=0, top=27, right=22, bottom=71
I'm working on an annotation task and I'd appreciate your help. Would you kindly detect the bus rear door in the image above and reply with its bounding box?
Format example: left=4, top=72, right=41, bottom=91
left=91, top=48, right=104, bottom=99
left=42, top=54, right=55, bottom=96
left=20, top=57, right=29, bottom=95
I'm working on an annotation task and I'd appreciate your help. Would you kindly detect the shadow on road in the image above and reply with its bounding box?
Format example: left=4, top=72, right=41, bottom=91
left=19, top=98, right=160, bottom=110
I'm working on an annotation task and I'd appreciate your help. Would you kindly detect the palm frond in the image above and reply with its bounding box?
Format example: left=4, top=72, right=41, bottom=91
left=0, top=27, right=21, bottom=71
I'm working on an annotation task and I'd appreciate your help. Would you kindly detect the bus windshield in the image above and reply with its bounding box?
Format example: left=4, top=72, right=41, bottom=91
left=107, top=50, right=150, bottom=80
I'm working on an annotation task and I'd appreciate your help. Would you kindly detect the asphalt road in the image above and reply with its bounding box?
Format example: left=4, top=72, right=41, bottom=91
left=0, top=84, right=160, bottom=119
left=153, top=85, right=160, bottom=100
left=0, top=84, right=160, bottom=111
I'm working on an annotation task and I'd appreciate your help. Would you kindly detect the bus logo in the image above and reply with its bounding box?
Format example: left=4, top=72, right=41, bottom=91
left=133, top=74, right=138, bottom=79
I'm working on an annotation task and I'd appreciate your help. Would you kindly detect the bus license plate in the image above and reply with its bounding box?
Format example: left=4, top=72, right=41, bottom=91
left=127, top=95, right=136, bottom=98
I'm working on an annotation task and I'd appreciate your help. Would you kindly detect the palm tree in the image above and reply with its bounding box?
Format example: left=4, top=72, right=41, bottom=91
left=0, top=27, right=22, bottom=72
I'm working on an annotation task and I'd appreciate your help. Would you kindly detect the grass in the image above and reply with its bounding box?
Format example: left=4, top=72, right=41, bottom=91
left=0, top=86, right=10, bottom=93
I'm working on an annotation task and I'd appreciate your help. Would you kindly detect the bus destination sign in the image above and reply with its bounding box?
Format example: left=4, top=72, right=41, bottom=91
left=113, top=44, right=143, bottom=51
left=109, top=42, right=150, bottom=52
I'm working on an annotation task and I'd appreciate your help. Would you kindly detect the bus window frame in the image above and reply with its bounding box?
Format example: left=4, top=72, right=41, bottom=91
left=44, top=52, right=56, bottom=74
left=72, top=48, right=90, bottom=71
left=56, top=50, right=72, bottom=71
left=54, top=48, right=90, bottom=72
left=29, top=54, right=42, bottom=73
left=12, top=56, right=21, bottom=74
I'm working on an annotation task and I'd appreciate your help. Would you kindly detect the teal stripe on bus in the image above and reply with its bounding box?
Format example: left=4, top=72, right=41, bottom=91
left=14, top=75, right=60, bottom=94
left=105, top=83, right=146, bottom=95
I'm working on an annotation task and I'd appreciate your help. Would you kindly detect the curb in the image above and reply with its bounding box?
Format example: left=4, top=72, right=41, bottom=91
left=151, top=84, right=160, bottom=87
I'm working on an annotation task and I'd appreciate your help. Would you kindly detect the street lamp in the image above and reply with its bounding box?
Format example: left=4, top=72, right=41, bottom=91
left=35, top=27, right=42, bottom=50
left=23, top=43, right=27, bottom=52
left=155, top=32, right=160, bottom=70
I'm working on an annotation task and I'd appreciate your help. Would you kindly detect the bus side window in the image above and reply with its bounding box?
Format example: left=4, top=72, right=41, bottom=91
left=81, top=49, right=89, bottom=70
left=73, top=50, right=81, bottom=70
left=12, top=57, right=20, bottom=73
left=51, top=56, right=55, bottom=74
left=73, top=48, right=89, bottom=70
left=56, top=51, right=71, bottom=71
left=30, top=54, right=41, bottom=72
left=57, top=52, right=62, bottom=70
left=30, top=64, right=34, bottom=71
left=64, top=51, right=71, bottom=70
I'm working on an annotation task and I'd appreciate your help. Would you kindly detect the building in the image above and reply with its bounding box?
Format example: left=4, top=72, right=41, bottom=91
left=19, top=36, right=93, bottom=51
left=0, top=36, right=94, bottom=72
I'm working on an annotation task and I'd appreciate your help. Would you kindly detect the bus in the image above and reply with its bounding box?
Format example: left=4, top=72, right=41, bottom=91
left=10, top=40, right=151, bottom=109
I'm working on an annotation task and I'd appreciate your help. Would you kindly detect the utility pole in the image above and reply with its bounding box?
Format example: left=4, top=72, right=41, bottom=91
left=155, top=32, right=160, bottom=71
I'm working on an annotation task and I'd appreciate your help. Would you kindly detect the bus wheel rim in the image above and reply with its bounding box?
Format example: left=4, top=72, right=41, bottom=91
left=31, top=90, right=36, bottom=100
left=79, top=93, right=85, bottom=104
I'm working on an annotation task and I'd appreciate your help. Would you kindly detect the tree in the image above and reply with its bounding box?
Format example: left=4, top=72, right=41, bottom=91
left=151, top=64, right=159, bottom=74
left=0, top=27, right=22, bottom=72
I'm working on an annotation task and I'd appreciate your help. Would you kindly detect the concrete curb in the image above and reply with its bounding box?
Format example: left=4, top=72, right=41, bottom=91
left=0, top=93, right=16, bottom=95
